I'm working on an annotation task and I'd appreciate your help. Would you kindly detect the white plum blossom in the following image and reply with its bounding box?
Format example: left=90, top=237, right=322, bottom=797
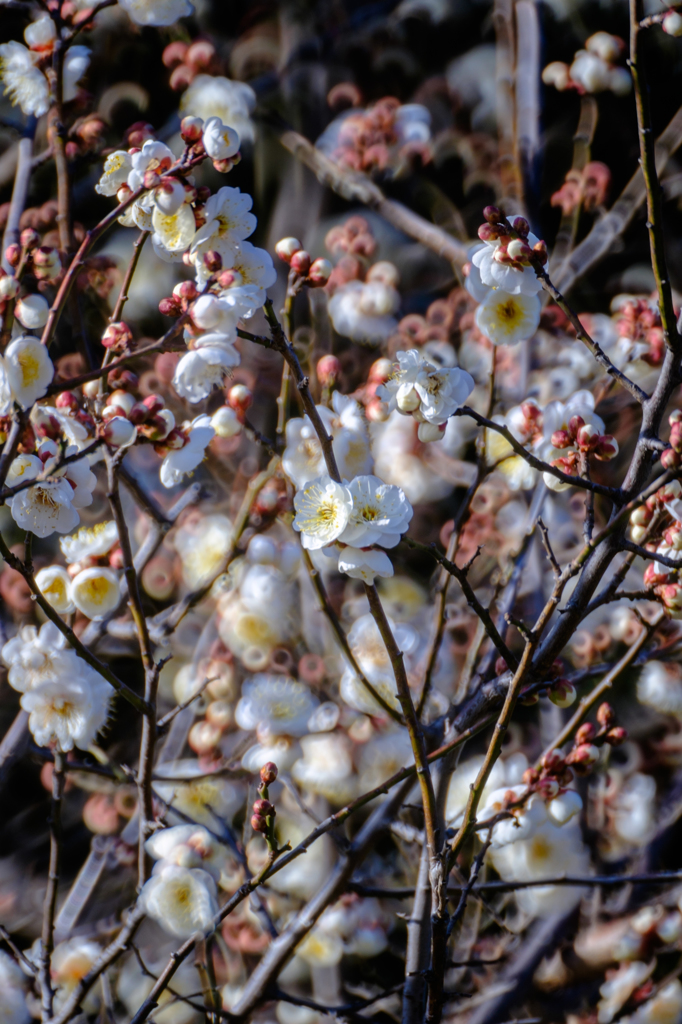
left=4, top=335, right=54, bottom=409
left=154, top=759, right=241, bottom=827
left=196, top=240, right=276, bottom=308
left=15, top=293, right=49, bottom=330
left=470, top=223, right=543, bottom=296
left=378, top=349, right=475, bottom=431
left=202, top=116, right=240, bottom=160
left=337, top=545, right=394, bottom=583
left=180, top=75, right=256, bottom=143
left=139, top=864, right=218, bottom=939
left=172, top=341, right=240, bottom=403
left=60, top=520, right=119, bottom=563
left=152, top=178, right=186, bottom=216
left=21, top=675, right=110, bottom=751
left=174, top=512, right=233, bottom=588
left=152, top=202, right=197, bottom=261
left=477, top=785, right=548, bottom=848
left=542, top=389, right=605, bottom=441
left=0, top=40, right=50, bottom=116
left=145, top=824, right=240, bottom=889
left=127, top=140, right=174, bottom=191
left=119, top=0, right=194, bottom=26
left=292, top=476, right=352, bottom=549
left=160, top=415, right=215, bottom=488
left=95, top=151, right=133, bottom=197
left=637, top=661, right=682, bottom=718
left=235, top=675, right=319, bottom=736
left=340, top=612, right=419, bottom=715
left=293, top=733, right=355, bottom=802
left=2, top=622, right=85, bottom=694
left=51, top=938, right=102, bottom=1011
left=546, top=788, right=583, bottom=826
left=211, top=404, right=242, bottom=437
left=338, top=474, right=413, bottom=548
left=189, top=292, right=239, bottom=345
left=191, top=187, right=257, bottom=268
left=328, top=280, right=400, bottom=346
left=70, top=567, right=121, bottom=619
left=283, top=391, right=373, bottom=488
left=475, top=288, right=541, bottom=346
left=8, top=476, right=80, bottom=538
left=35, top=566, right=75, bottom=614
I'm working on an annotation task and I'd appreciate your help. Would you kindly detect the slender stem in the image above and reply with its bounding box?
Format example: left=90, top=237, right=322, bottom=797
left=630, top=0, right=679, bottom=352
left=276, top=285, right=296, bottom=437
left=39, top=749, right=65, bottom=1022
left=100, top=231, right=150, bottom=394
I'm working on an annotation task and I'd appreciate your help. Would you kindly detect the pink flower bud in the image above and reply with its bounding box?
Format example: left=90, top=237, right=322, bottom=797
left=142, top=394, right=165, bottom=416
left=593, top=435, right=618, bottom=461
left=55, top=391, right=79, bottom=412
left=290, top=250, right=311, bottom=275
left=477, top=223, right=498, bottom=242
left=317, top=354, right=341, bottom=385
left=507, top=238, right=532, bottom=261
left=180, top=115, right=204, bottom=143
left=103, top=416, right=136, bottom=448
left=275, top=237, right=302, bottom=263
left=228, top=383, right=252, bottom=413
left=202, top=250, right=222, bottom=272
left=549, top=680, right=577, bottom=708
left=576, top=722, right=595, bottom=744
left=159, top=296, right=181, bottom=316
left=102, top=321, right=133, bottom=350
left=252, top=798, right=275, bottom=816
left=143, top=169, right=162, bottom=189
left=551, top=429, right=572, bottom=449
left=308, top=257, right=333, bottom=285
left=4, top=244, right=21, bottom=267
left=644, top=562, right=668, bottom=588
left=567, top=743, right=600, bottom=768
left=20, top=227, right=39, bottom=250
left=188, top=721, right=223, bottom=756
left=512, top=216, right=530, bottom=236
left=483, top=205, right=502, bottom=224
left=250, top=813, right=268, bottom=833
left=576, top=423, right=599, bottom=449
left=605, top=726, right=627, bottom=745
left=260, top=761, right=278, bottom=785
left=660, top=582, right=682, bottom=613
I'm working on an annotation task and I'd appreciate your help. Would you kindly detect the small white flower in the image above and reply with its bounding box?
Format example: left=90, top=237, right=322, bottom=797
left=211, top=405, right=242, bottom=437
left=475, top=289, right=541, bottom=346
left=15, top=293, right=49, bottom=330
left=379, top=349, right=475, bottom=426
left=191, top=186, right=256, bottom=266
left=152, top=202, right=196, bottom=260
left=328, top=280, right=400, bottom=346
left=199, top=240, right=276, bottom=306
left=4, top=335, right=54, bottom=408
left=2, top=622, right=82, bottom=694
left=139, top=864, right=218, bottom=938
left=202, top=116, right=240, bottom=160
left=546, top=788, right=583, bottom=827
left=283, top=392, right=373, bottom=489
left=0, top=41, right=50, bottom=117
left=70, top=566, right=120, bottom=619
left=172, top=342, right=240, bottom=403
left=145, top=824, right=239, bottom=889
left=235, top=674, right=319, bottom=736
left=161, top=414, right=214, bottom=488
left=190, top=292, right=239, bottom=343
left=154, top=759, right=241, bottom=827
left=60, top=521, right=119, bottom=563
left=471, top=233, right=542, bottom=296
left=337, top=545, right=394, bottom=584
left=95, top=150, right=133, bottom=197
left=119, top=0, right=194, bottom=26
left=151, top=179, right=186, bottom=217
left=478, top=786, right=548, bottom=848
left=293, top=476, right=353, bottom=549
left=9, top=478, right=80, bottom=538
left=21, top=674, right=110, bottom=751
left=181, top=75, right=256, bottom=144
left=35, top=565, right=75, bottom=614
left=338, top=474, right=413, bottom=548
left=174, top=513, right=233, bottom=588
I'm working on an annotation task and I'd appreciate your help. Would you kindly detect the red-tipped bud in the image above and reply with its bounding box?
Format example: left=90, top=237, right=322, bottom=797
left=4, top=244, right=21, bottom=267
left=202, top=250, right=222, bottom=273
left=605, top=726, right=627, bottom=746
left=142, top=394, right=164, bottom=416
left=20, top=227, right=39, bottom=250
left=260, top=762, right=278, bottom=785
left=275, top=237, right=302, bottom=263
left=317, top=354, right=341, bottom=386
left=576, top=722, right=596, bottom=745
left=593, top=435, right=618, bottom=461
left=566, top=743, right=600, bottom=768
left=55, top=391, right=79, bottom=412
left=551, top=429, right=572, bottom=449
left=159, top=296, right=181, bottom=317
left=478, top=222, right=498, bottom=242
left=162, top=40, right=188, bottom=67
left=483, top=205, right=502, bottom=224
left=180, top=115, right=204, bottom=143
left=217, top=269, right=237, bottom=289
left=228, top=383, right=252, bottom=413
left=253, top=798, right=275, bottom=816
left=533, top=240, right=548, bottom=264
left=250, top=814, right=268, bottom=833
left=308, top=257, right=333, bottom=285
left=172, top=280, right=198, bottom=302
left=549, top=679, right=577, bottom=708
left=513, top=216, right=530, bottom=236
left=143, top=169, right=161, bottom=190
left=597, top=702, right=615, bottom=728
left=290, top=250, right=311, bottom=276
left=102, top=321, right=133, bottom=350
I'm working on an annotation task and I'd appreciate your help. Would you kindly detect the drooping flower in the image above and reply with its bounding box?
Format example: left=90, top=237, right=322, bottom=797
left=474, top=289, right=541, bottom=346
left=138, top=864, right=218, bottom=939
left=4, top=335, right=54, bottom=409
left=235, top=674, right=319, bottom=736
left=180, top=75, right=256, bottom=144
left=70, top=567, right=120, bottom=619
left=35, top=566, right=75, bottom=614
left=21, top=675, right=110, bottom=751
left=119, top=0, right=194, bottom=27
left=292, top=476, right=353, bottom=549
left=172, top=341, right=240, bottom=403
left=160, top=414, right=215, bottom=488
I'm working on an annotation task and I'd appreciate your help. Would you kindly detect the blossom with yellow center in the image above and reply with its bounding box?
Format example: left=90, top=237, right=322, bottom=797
left=475, top=288, right=541, bottom=346
left=70, top=566, right=120, bottom=619
left=35, top=565, right=75, bottom=614
left=4, top=335, right=54, bottom=408
left=293, top=476, right=352, bottom=549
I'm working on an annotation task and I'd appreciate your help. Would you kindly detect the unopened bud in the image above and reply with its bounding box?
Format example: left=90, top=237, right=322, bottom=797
left=202, top=250, right=222, bottom=273
left=551, top=429, right=572, bottom=449
left=663, top=10, right=682, bottom=35
left=143, top=169, right=161, bottom=189
left=228, top=383, right=252, bottom=413
left=396, top=387, right=421, bottom=413
left=567, top=742, right=600, bottom=767
left=512, top=216, right=530, bottom=236
left=593, top=435, right=618, bottom=461
left=20, top=227, right=39, bottom=250
left=4, top=243, right=21, bottom=267
left=308, top=257, right=333, bottom=285
left=576, top=722, right=595, bottom=744
left=159, top=296, right=181, bottom=317
left=103, top=416, right=136, bottom=448
left=605, top=726, right=627, bottom=746
left=290, top=250, right=311, bottom=276
left=549, top=680, right=577, bottom=708
left=108, top=389, right=136, bottom=415
left=172, top=280, right=198, bottom=302
left=250, top=814, right=268, bottom=833
left=507, top=238, right=532, bottom=261
left=260, top=761, right=278, bottom=785
left=217, top=269, right=238, bottom=289
left=275, top=237, right=302, bottom=263
left=102, top=321, right=133, bottom=350
left=596, top=702, right=615, bottom=728
left=252, top=798, right=274, bottom=817
left=188, top=720, right=222, bottom=755
left=483, top=205, right=502, bottom=224
left=55, top=391, right=79, bottom=412
left=180, top=115, right=204, bottom=143
left=317, top=354, right=341, bottom=386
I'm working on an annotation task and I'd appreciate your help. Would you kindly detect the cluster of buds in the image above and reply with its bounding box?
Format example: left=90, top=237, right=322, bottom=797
left=45, top=391, right=95, bottom=440
left=325, top=216, right=377, bottom=260
left=250, top=762, right=279, bottom=851
left=179, top=116, right=241, bottom=174
left=95, top=388, right=175, bottom=449
left=565, top=705, right=627, bottom=773
left=551, top=161, right=611, bottom=217
left=542, top=33, right=630, bottom=96
left=550, top=413, right=619, bottom=467
left=477, top=206, right=548, bottom=268
left=65, top=114, right=107, bottom=162
left=5, top=227, right=63, bottom=283
left=615, top=297, right=665, bottom=369
left=664, top=410, right=682, bottom=469
left=275, top=237, right=332, bottom=287
left=326, top=96, right=431, bottom=172
left=101, top=321, right=133, bottom=351
left=159, top=280, right=200, bottom=318
left=163, top=39, right=221, bottom=91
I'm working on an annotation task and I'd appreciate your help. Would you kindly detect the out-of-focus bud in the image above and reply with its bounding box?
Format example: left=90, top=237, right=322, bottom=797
left=597, top=702, right=615, bottom=729
left=290, top=250, right=311, bottom=276
left=551, top=429, right=572, bottom=449
left=664, top=447, right=682, bottom=470
left=542, top=61, right=571, bottom=90
left=142, top=394, right=164, bottom=416
left=55, top=391, right=79, bottom=412
left=660, top=581, right=682, bottom=615
left=605, top=726, right=627, bottom=746
left=250, top=814, right=267, bottom=833
left=20, top=227, right=39, bottom=250
left=159, top=296, right=181, bottom=317
left=202, top=250, right=222, bottom=273
left=180, top=115, right=204, bottom=143
left=549, top=679, right=577, bottom=708
left=567, top=742, right=600, bottom=768
left=188, top=721, right=222, bottom=756
left=252, top=798, right=275, bottom=817
left=575, top=722, right=595, bottom=744
left=162, top=40, right=189, bottom=67
left=5, top=244, right=21, bottom=267
left=275, top=237, right=302, bottom=263
left=260, top=761, right=278, bottom=785
left=186, top=39, right=216, bottom=69
left=228, top=383, right=252, bottom=414
left=630, top=505, right=653, bottom=527
left=143, top=169, right=162, bottom=190
left=211, top=405, right=241, bottom=438
left=483, top=205, right=502, bottom=224
left=205, top=700, right=232, bottom=730
left=103, top=416, right=137, bottom=448
left=418, top=421, right=446, bottom=443
left=83, top=379, right=101, bottom=399
left=317, top=354, right=341, bottom=386
left=102, top=321, right=133, bottom=350
left=663, top=10, right=682, bottom=35
left=366, top=398, right=389, bottom=422
left=108, top=389, right=136, bottom=415
left=308, top=257, right=333, bottom=285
